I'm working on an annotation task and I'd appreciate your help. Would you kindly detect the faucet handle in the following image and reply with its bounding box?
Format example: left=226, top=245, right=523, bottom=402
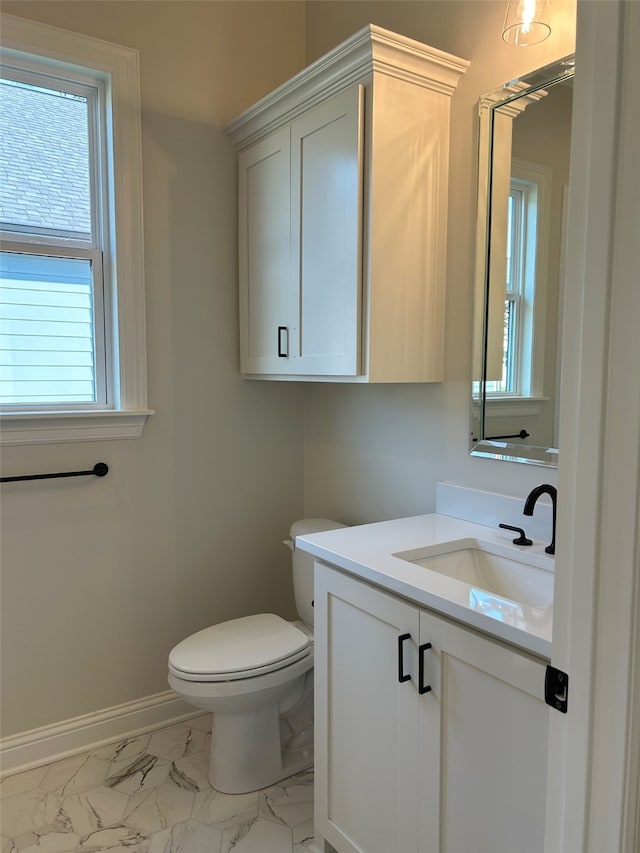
left=499, top=523, right=533, bottom=546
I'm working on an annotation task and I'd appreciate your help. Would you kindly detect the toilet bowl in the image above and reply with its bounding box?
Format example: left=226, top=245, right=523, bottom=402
left=167, top=519, right=345, bottom=794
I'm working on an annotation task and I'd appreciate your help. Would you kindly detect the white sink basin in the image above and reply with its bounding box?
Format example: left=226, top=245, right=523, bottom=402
left=393, top=539, right=554, bottom=628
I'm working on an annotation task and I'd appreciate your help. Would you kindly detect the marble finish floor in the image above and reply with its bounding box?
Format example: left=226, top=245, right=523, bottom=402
left=1, top=716, right=315, bottom=853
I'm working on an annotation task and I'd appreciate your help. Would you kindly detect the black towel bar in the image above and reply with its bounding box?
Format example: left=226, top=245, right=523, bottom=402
left=485, top=430, right=530, bottom=440
left=0, top=462, right=109, bottom=484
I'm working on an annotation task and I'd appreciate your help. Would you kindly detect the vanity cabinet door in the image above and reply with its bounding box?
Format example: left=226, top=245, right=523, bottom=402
left=315, top=564, right=421, bottom=853
left=418, top=610, right=549, bottom=853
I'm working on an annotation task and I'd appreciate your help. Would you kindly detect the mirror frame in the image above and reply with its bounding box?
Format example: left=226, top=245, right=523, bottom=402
left=470, top=55, right=575, bottom=467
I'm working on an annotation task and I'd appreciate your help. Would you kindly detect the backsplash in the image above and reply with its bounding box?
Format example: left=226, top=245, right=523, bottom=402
left=436, top=483, right=554, bottom=544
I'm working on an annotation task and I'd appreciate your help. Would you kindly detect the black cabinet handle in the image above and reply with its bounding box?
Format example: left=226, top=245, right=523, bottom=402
left=419, top=642, right=432, bottom=694
left=277, top=326, right=288, bottom=357
left=398, top=633, right=411, bottom=683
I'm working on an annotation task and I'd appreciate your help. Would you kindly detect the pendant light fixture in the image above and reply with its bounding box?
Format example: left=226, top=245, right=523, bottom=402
left=502, top=0, right=552, bottom=46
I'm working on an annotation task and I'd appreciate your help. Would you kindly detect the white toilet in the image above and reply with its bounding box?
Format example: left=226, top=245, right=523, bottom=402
left=168, top=518, right=345, bottom=794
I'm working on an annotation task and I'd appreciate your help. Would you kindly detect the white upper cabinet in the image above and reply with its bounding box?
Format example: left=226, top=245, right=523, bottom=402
left=226, top=25, right=469, bottom=382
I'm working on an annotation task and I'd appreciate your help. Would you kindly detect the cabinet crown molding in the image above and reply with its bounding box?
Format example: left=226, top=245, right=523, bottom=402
left=224, top=24, right=469, bottom=150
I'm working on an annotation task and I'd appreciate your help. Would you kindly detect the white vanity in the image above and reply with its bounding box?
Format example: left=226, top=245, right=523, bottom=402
left=297, top=509, right=554, bottom=853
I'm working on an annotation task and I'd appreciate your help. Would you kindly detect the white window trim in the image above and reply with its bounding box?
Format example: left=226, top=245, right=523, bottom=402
left=0, top=13, right=153, bottom=445
left=483, top=395, right=548, bottom=418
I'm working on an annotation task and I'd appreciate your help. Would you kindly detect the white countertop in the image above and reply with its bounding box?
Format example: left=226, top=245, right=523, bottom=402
left=297, top=513, right=553, bottom=659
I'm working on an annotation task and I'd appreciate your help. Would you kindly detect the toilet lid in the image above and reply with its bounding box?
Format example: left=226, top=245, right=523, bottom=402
left=169, top=614, right=310, bottom=680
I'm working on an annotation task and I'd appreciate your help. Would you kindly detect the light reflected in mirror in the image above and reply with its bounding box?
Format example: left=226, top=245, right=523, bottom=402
left=470, top=55, right=575, bottom=467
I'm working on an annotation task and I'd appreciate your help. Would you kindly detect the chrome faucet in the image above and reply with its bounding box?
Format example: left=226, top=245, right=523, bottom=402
left=523, top=484, right=557, bottom=555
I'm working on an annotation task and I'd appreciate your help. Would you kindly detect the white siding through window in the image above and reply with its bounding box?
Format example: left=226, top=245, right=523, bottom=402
left=0, top=253, right=96, bottom=404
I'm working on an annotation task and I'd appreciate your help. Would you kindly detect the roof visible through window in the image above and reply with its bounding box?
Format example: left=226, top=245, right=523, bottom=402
left=0, top=77, right=92, bottom=238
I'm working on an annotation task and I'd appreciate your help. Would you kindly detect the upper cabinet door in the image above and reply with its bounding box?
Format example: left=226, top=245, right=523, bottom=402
left=239, top=127, right=294, bottom=374
left=290, top=84, right=364, bottom=376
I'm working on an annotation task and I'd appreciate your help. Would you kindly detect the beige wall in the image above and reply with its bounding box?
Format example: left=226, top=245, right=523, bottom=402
left=303, top=1, right=576, bottom=524
left=0, top=0, right=577, bottom=737
left=0, top=1, right=307, bottom=736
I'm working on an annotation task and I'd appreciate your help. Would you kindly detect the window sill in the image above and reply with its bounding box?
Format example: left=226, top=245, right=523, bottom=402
left=0, top=410, right=154, bottom=446
left=483, top=396, right=549, bottom=418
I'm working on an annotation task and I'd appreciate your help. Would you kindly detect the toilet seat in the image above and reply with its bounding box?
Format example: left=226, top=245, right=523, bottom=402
left=169, top=613, right=310, bottom=683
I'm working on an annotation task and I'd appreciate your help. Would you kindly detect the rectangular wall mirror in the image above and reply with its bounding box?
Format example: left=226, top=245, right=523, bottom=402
left=470, top=56, right=575, bottom=467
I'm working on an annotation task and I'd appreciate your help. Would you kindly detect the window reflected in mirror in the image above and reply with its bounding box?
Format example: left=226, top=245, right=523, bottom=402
left=471, top=55, right=575, bottom=467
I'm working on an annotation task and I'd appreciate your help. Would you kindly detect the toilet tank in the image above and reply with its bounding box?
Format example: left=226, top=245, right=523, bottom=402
left=288, top=518, right=347, bottom=627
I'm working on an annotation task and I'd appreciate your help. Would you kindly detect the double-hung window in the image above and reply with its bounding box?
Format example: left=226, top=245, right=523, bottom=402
left=485, top=158, right=551, bottom=401
left=486, top=182, right=527, bottom=395
left=0, top=14, right=150, bottom=444
left=1, top=68, right=107, bottom=407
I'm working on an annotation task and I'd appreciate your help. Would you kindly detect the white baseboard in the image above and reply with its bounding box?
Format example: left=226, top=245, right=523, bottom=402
left=0, top=690, right=200, bottom=778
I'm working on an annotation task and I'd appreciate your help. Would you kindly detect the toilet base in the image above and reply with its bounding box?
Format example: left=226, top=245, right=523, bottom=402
left=209, top=703, right=314, bottom=793
left=168, top=648, right=315, bottom=794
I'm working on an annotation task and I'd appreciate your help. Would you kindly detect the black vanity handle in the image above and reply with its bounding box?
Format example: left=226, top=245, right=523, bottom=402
left=277, top=326, right=288, bottom=358
left=418, top=642, right=432, bottom=695
left=398, top=633, right=412, bottom=683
